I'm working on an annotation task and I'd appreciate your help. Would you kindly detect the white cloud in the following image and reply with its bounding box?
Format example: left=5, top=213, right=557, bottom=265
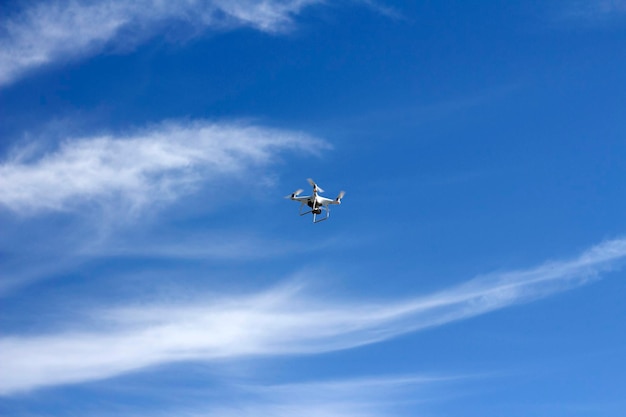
left=81, top=232, right=341, bottom=260
left=585, top=0, right=626, bottom=14
left=358, top=0, right=404, bottom=20
left=1, top=237, right=624, bottom=395
left=560, top=0, right=626, bottom=22
left=187, top=375, right=451, bottom=417
left=0, top=0, right=322, bottom=86
left=87, top=375, right=456, bottom=417
left=0, top=120, right=325, bottom=214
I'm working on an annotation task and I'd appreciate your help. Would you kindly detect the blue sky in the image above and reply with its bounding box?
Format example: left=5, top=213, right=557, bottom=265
left=1, top=0, right=626, bottom=416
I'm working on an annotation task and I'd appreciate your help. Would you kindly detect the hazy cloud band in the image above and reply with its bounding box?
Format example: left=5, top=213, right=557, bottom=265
left=1, top=238, right=624, bottom=395
left=0, top=0, right=322, bottom=86
left=0, top=120, right=325, bottom=214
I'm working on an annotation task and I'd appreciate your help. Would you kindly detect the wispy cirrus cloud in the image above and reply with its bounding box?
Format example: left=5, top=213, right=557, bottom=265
left=0, top=0, right=322, bottom=86
left=1, top=237, right=624, bottom=395
left=559, top=0, right=626, bottom=22
left=581, top=0, right=626, bottom=14
left=0, top=120, right=326, bottom=214
left=44, top=374, right=458, bottom=417
left=179, top=375, right=453, bottom=417
left=80, top=231, right=344, bottom=261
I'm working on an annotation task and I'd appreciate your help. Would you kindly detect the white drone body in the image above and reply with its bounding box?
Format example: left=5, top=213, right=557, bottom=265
left=286, top=178, right=345, bottom=223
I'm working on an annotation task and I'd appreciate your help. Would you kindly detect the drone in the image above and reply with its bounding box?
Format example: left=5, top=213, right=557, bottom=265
left=286, top=178, right=345, bottom=223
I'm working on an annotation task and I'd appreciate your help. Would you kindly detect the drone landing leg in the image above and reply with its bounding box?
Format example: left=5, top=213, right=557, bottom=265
left=299, top=203, right=313, bottom=216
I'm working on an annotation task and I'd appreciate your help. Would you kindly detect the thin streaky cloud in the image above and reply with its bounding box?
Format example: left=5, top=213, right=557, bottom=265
left=559, top=0, right=626, bottom=21
left=0, top=0, right=323, bottom=86
left=81, top=233, right=343, bottom=260
left=0, top=120, right=326, bottom=214
left=181, top=375, right=454, bottom=417
left=1, top=237, right=624, bottom=395
left=105, top=375, right=458, bottom=417
left=582, top=0, right=626, bottom=15
left=0, top=231, right=348, bottom=296
left=357, top=0, right=405, bottom=20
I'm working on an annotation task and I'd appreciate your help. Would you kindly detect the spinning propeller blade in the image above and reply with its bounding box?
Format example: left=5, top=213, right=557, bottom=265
left=336, top=190, right=346, bottom=201
left=284, top=189, right=304, bottom=199
left=307, top=178, right=324, bottom=193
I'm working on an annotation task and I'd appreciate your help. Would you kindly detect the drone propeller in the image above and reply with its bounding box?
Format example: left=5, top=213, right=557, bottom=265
left=284, top=189, right=304, bottom=199
left=307, top=178, right=324, bottom=193
left=336, top=190, right=346, bottom=201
